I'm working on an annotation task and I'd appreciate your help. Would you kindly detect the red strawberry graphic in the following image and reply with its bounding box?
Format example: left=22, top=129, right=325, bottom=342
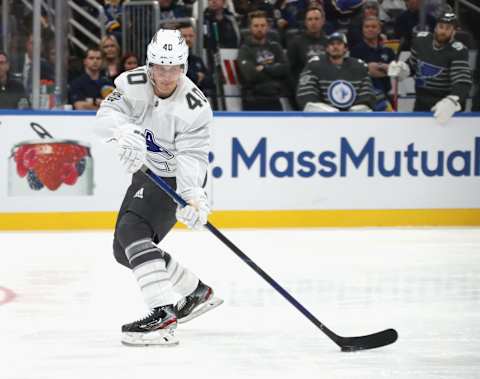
left=28, top=143, right=88, bottom=191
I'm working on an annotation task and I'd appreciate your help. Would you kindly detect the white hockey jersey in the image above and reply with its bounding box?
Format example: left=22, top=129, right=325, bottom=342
left=96, top=66, right=213, bottom=195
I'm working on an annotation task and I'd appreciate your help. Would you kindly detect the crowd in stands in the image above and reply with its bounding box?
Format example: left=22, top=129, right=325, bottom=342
left=0, top=0, right=478, bottom=112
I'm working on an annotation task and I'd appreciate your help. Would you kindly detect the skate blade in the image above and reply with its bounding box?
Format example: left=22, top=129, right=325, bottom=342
left=178, top=297, right=224, bottom=324
left=121, top=329, right=179, bottom=347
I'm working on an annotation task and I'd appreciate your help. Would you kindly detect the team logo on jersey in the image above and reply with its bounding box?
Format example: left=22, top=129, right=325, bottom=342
left=256, top=49, right=275, bottom=65
left=417, top=61, right=444, bottom=78
left=327, top=80, right=356, bottom=108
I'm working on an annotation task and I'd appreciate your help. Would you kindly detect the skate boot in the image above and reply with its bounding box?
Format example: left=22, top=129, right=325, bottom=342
left=175, top=281, right=223, bottom=324
left=121, top=304, right=178, bottom=346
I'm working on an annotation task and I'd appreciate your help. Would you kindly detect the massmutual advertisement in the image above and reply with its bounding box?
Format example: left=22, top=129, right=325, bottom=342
left=0, top=112, right=479, bottom=228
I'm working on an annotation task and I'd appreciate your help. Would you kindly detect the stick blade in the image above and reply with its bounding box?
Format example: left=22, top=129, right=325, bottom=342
left=339, top=328, right=398, bottom=352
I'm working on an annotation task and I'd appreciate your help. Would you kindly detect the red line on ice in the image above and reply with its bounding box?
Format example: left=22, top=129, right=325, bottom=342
left=0, top=286, right=16, bottom=305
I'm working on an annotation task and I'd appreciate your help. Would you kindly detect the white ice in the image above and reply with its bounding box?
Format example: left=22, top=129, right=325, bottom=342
left=1, top=228, right=479, bottom=379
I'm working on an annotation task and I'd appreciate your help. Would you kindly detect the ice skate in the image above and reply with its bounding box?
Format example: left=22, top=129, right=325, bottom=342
left=121, top=305, right=179, bottom=346
left=175, top=281, right=223, bottom=324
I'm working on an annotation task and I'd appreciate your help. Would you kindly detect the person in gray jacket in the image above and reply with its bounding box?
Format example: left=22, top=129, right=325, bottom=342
left=238, top=10, right=290, bottom=110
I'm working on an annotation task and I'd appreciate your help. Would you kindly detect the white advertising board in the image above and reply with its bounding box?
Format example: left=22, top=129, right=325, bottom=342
left=0, top=112, right=479, bottom=215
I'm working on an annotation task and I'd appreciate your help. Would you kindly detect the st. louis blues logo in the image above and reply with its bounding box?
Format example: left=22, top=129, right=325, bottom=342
left=327, top=80, right=356, bottom=108
left=417, top=61, right=444, bottom=78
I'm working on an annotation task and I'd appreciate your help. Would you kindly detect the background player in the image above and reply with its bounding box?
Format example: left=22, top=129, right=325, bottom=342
left=388, top=12, right=472, bottom=124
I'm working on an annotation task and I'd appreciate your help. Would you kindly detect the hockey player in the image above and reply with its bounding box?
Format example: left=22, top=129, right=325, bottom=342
left=388, top=12, right=472, bottom=124
left=95, top=29, right=223, bottom=346
left=296, top=32, right=376, bottom=112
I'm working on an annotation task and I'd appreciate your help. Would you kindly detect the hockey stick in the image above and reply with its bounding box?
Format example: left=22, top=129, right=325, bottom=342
left=392, top=77, right=399, bottom=112
left=141, top=166, right=398, bottom=351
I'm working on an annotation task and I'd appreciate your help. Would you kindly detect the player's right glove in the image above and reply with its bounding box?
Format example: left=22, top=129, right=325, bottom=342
left=176, top=187, right=210, bottom=230
left=114, top=124, right=146, bottom=173
left=431, top=95, right=461, bottom=125
left=387, top=61, right=410, bottom=81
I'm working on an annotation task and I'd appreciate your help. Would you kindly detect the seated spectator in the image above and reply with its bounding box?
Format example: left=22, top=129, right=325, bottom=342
left=159, top=0, right=188, bottom=20
left=323, top=0, right=365, bottom=30
left=100, top=35, right=122, bottom=81
left=0, top=52, right=29, bottom=109
left=350, top=16, right=395, bottom=110
left=103, top=0, right=124, bottom=44
left=287, top=6, right=328, bottom=85
left=68, top=47, right=113, bottom=110
left=120, top=52, right=139, bottom=72
left=180, top=25, right=215, bottom=96
left=273, top=0, right=308, bottom=31
left=18, top=33, right=54, bottom=95
left=347, top=0, right=385, bottom=48
left=238, top=11, right=290, bottom=110
left=234, top=0, right=275, bottom=28
left=204, top=0, right=241, bottom=48
left=394, top=0, right=436, bottom=51
left=297, top=32, right=376, bottom=111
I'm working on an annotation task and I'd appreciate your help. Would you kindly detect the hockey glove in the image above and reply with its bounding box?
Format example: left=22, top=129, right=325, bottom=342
left=387, top=61, right=410, bottom=81
left=431, top=95, right=461, bottom=125
left=176, top=188, right=210, bottom=230
left=115, top=124, right=146, bottom=173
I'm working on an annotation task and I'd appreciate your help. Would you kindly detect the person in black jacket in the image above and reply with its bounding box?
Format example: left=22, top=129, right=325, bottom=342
left=238, top=10, right=290, bottom=110
left=297, top=32, right=376, bottom=112
left=0, top=52, right=29, bottom=109
left=287, top=6, right=328, bottom=86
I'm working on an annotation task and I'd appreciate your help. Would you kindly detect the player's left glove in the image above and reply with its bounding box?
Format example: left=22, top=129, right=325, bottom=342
left=431, top=95, right=461, bottom=125
left=114, top=124, right=146, bottom=173
left=176, top=188, right=210, bottom=230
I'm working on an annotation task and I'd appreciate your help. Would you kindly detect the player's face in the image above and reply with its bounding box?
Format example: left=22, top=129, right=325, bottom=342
left=250, top=17, right=268, bottom=41
left=434, top=22, right=455, bottom=44
left=150, top=64, right=183, bottom=96
left=326, top=41, right=347, bottom=59
left=305, top=10, right=324, bottom=33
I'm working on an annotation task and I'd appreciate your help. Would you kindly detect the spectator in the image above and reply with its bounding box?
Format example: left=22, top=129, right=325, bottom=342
left=347, top=0, right=384, bottom=48
left=18, top=33, right=54, bottom=94
left=350, top=16, right=395, bottom=110
left=323, top=0, right=365, bottom=30
left=388, top=12, right=472, bottom=123
left=0, top=52, right=29, bottom=109
left=120, top=52, right=139, bottom=72
left=180, top=25, right=215, bottom=96
left=238, top=11, right=290, bottom=110
left=159, top=0, right=188, bottom=20
left=297, top=32, right=376, bottom=111
left=204, top=0, right=241, bottom=48
left=68, top=47, right=113, bottom=110
left=100, top=35, right=122, bottom=81
left=234, top=0, right=275, bottom=27
left=394, top=0, right=436, bottom=51
left=273, top=0, right=308, bottom=31
left=287, top=6, right=328, bottom=85
left=103, top=0, right=124, bottom=44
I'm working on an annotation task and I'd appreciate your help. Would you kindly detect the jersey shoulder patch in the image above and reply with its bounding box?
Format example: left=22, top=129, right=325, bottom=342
left=114, top=66, right=153, bottom=103
left=451, top=41, right=466, bottom=51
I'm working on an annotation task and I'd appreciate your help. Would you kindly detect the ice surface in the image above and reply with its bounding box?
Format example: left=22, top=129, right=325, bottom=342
left=1, top=228, right=479, bottom=379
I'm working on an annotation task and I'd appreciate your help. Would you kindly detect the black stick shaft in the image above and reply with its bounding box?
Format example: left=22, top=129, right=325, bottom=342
left=142, top=167, right=343, bottom=347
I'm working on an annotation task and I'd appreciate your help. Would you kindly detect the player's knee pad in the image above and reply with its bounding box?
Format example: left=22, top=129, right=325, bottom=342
left=116, top=211, right=153, bottom=249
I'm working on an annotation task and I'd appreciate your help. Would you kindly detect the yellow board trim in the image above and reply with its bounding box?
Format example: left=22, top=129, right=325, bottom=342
left=0, top=209, right=479, bottom=231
